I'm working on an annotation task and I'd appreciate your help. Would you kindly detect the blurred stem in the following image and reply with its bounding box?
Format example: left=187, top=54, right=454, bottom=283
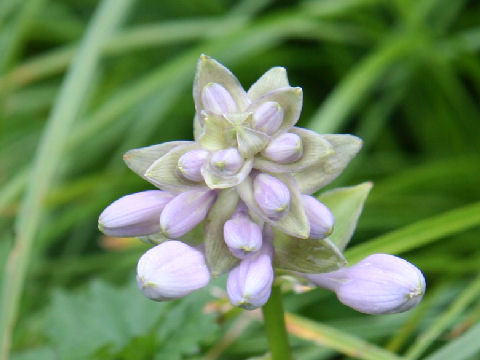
left=262, top=285, right=291, bottom=360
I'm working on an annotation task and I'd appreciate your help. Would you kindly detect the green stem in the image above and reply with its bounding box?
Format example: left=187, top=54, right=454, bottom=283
left=261, top=285, right=291, bottom=360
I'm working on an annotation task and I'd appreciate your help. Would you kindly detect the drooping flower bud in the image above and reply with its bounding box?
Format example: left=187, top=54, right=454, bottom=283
left=178, top=149, right=209, bottom=182
left=98, top=190, right=174, bottom=237
left=137, top=241, right=210, bottom=301
left=210, top=148, right=244, bottom=175
left=226, top=241, right=274, bottom=310
left=253, top=173, right=290, bottom=220
left=201, top=82, right=237, bottom=114
left=224, top=212, right=262, bottom=259
left=252, top=101, right=284, bottom=135
left=302, top=195, right=334, bottom=239
left=306, top=254, right=426, bottom=314
left=262, top=133, right=303, bottom=163
left=160, top=189, right=217, bottom=238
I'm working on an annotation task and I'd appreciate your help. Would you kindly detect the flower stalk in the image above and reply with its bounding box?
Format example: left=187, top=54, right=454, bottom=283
left=261, top=284, right=291, bottom=360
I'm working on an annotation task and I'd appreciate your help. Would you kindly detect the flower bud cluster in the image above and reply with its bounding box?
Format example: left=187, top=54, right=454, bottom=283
left=98, top=54, right=425, bottom=314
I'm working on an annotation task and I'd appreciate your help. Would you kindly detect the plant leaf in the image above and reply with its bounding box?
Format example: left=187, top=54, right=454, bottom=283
left=145, top=143, right=208, bottom=192
left=237, top=174, right=310, bottom=239
left=123, top=141, right=190, bottom=180
left=193, top=54, right=250, bottom=112
left=203, top=189, right=240, bottom=276
left=254, top=127, right=333, bottom=173
left=273, top=231, right=347, bottom=273
left=247, top=66, right=290, bottom=101
left=318, top=182, right=373, bottom=251
left=294, top=134, right=362, bottom=194
left=248, top=87, right=303, bottom=135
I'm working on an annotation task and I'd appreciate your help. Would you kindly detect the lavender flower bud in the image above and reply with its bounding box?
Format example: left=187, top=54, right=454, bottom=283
left=253, top=173, right=290, bottom=220
left=262, top=133, right=303, bottom=163
left=98, top=190, right=174, bottom=237
left=160, top=190, right=217, bottom=238
left=178, top=149, right=209, bottom=182
left=226, top=242, right=274, bottom=309
left=302, top=195, right=334, bottom=239
left=306, top=254, right=426, bottom=314
left=224, top=213, right=262, bottom=259
left=252, top=101, right=284, bottom=135
left=137, top=241, right=210, bottom=301
left=201, top=82, right=237, bottom=114
left=210, top=148, right=244, bottom=175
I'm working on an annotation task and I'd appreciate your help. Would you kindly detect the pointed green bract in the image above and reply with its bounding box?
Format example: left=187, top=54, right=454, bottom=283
left=254, top=127, right=333, bottom=173
left=273, top=230, right=347, bottom=273
left=193, top=54, right=250, bottom=113
left=123, top=141, right=190, bottom=180
left=202, top=158, right=253, bottom=189
left=236, top=125, right=270, bottom=157
left=247, top=66, right=290, bottom=101
left=199, top=113, right=235, bottom=151
left=237, top=174, right=310, bottom=239
left=294, top=134, right=362, bottom=194
left=248, top=87, right=303, bottom=135
left=203, top=189, right=240, bottom=276
left=318, top=182, right=373, bottom=251
left=145, top=143, right=208, bottom=192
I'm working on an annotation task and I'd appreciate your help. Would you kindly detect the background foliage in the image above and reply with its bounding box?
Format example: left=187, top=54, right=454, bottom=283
left=1, top=0, right=480, bottom=359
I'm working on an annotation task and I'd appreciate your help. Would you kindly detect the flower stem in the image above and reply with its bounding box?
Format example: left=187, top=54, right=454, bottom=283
left=261, top=284, right=291, bottom=360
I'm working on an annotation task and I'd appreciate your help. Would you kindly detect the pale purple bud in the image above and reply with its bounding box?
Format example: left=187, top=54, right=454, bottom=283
left=201, top=82, right=237, bottom=114
left=306, top=254, right=426, bottom=314
left=224, top=213, right=262, bottom=259
left=253, top=174, right=290, bottom=220
left=210, top=148, right=244, bottom=175
left=262, top=133, right=303, bottom=163
left=160, top=190, right=217, bottom=238
left=136, top=240, right=210, bottom=301
left=178, top=149, right=209, bottom=182
left=98, top=190, right=174, bottom=237
left=302, top=195, right=334, bottom=239
left=226, top=242, right=274, bottom=309
left=252, top=101, right=284, bottom=135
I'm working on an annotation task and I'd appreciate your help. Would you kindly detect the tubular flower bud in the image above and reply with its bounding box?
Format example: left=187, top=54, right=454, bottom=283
left=201, top=82, right=237, bottom=114
left=160, top=189, right=217, bottom=238
left=210, top=148, right=244, bottom=175
left=302, top=195, right=334, bottom=239
left=98, top=190, right=174, bottom=237
left=306, top=254, right=426, bottom=314
left=178, top=149, right=209, bottom=182
left=224, top=213, right=262, bottom=259
left=262, top=133, right=303, bottom=163
left=226, top=242, right=274, bottom=310
left=252, top=101, right=284, bottom=135
left=253, top=173, right=290, bottom=220
left=136, top=241, right=210, bottom=301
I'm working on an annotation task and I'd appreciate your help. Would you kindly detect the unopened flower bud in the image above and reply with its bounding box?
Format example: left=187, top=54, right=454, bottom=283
left=137, top=241, right=210, bottom=301
left=262, top=133, right=303, bottom=163
left=201, top=82, right=237, bottom=114
left=253, top=174, right=290, bottom=220
left=160, top=190, right=217, bottom=238
left=224, top=213, right=262, bottom=259
left=178, top=149, right=209, bottom=182
left=210, top=148, right=244, bottom=175
left=99, top=190, right=174, bottom=237
left=306, top=254, right=426, bottom=314
left=252, top=101, right=284, bottom=135
left=226, top=242, right=274, bottom=309
left=302, top=195, right=334, bottom=239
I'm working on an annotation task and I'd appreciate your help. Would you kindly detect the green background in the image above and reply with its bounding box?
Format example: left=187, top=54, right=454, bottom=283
left=1, top=0, right=480, bottom=359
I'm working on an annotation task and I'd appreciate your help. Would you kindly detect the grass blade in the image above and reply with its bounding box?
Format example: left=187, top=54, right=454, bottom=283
left=0, top=0, right=134, bottom=357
